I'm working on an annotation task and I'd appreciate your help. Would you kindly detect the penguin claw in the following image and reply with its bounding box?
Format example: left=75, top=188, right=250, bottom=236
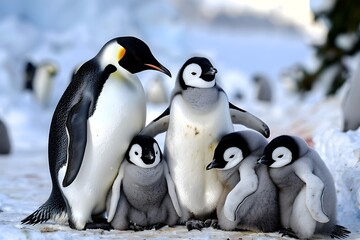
left=128, top=222, right=144, bottom=231
left=204, top=219, right=218, bottom=229
left=84, top=222, right=113, bottom=231
left=186, top=220, right=205, bottom=231
left=279, top=228, right=299, bottom=239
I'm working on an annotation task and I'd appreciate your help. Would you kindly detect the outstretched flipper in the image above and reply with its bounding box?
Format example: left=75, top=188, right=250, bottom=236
left=140, top=107, right=170, bottom=137
left=107, top=162, right=126, bottom=222
left=223, top=156, right=258, bottom=221
left=62, top=97, right=92, bottom=187
left=229, top=102, right=270, bottom=138
left=163, top=161, right=182, bottom=217
left=294, top=159, right=329, bottom=223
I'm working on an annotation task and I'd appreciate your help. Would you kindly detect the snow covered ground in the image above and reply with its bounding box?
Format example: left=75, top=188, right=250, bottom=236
left=1, top=0, right=360, bottom=239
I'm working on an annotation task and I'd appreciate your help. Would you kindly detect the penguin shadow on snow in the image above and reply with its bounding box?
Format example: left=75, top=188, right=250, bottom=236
left=106, top=135, right=182, bottom=231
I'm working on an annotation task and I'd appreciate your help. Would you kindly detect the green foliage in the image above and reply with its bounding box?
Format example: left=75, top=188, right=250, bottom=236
left=296, top=0, right=360, bottom=95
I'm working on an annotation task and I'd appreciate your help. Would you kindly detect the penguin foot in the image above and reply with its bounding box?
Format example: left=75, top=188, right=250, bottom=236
left=84, top=222, right=113, bottom=231
left=330, top=225, right=351, bottom=239
left=279, top=228, right=298, bottom=239
left=152, top=223, right=166, bottom=230
left=204, top=219, right=218, bottom=229
left=186, top=220, right=205, bottom=231
left=128, top=222, right=144, bottom=231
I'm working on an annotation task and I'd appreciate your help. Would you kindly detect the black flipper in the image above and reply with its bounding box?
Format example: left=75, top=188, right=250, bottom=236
left=330, top=225, right=351, bottom=239
left=62, top=97, right=92, bottom=187
left=229, top=102, right=270, bottom=138
left=21, top=185, right=67, bottom=225
left=140, top=107, right=170, bottom=137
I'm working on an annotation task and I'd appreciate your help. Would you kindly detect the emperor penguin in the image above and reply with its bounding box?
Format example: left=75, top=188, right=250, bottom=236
left=342, top=59, right=360, bottom=131
left=107, top=135, right=182, bottom=230
left=259, top=135, right=351, bottom=239
left=24, top=61, right=58, bottom=106
left=21, top=36, right=171, bottom=230
left=140, top=57, right=270, bottom=228
left=0, top=118, right=11, bottom=154
left=206, top=130, right=280, bottom=232
left=253, top=74, right=272, bottom=102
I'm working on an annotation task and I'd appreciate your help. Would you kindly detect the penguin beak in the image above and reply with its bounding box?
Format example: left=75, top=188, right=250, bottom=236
left=142, top=151, right=154, bottom=162
left=206, top=159, right=219, bottom=170
left=201, top=67, right=217, bottom=82
left=258, top=156, right=269, bottom=165
left=144, top=63, right=172, bottom=78
left=205, top=67, right=217, bottom=76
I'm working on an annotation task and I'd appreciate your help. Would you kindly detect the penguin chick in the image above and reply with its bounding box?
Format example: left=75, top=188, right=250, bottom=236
left=21, top=36, right=171, bottom=230
left=107, top=135, right=182, bottom=230
left=140, top=57, right=270, bottom=228
left=206, top=130, right=280, bottom=232
left=259, top=135, right=351, bottom=239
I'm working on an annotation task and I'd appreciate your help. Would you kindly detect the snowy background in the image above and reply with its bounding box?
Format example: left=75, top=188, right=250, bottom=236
left=0, top=0, right=359, bottom=239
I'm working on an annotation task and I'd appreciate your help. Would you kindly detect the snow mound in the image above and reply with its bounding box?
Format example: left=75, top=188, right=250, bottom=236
left=314, top=127, right=360, bottom=226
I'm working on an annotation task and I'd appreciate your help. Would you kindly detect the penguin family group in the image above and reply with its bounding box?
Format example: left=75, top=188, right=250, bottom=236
left=22, top=36, right=350, bottom=239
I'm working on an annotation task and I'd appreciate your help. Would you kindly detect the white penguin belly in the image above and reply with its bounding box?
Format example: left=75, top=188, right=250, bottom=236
left=33, top=68, right=53, bottom=105
left=166, top=94, right=233, bottom=216
left=59, top=76, right=146, bottom=227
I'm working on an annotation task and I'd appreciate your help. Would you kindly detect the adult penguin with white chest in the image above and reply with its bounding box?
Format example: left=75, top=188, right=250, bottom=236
left=21, top=36, right=171, bottom=230
left=140, top=57, right=270, bottom=229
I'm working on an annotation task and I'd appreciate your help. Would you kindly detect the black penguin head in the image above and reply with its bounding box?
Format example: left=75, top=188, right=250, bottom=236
left=98, top=36, right=171, bottom=77
left=177, top=57, right=217, bottom=90
left=259, top=135, right=301, bottom=168
left=126, top=135, right=162, bottom=168
left=206, top=132, right=251, bottom=171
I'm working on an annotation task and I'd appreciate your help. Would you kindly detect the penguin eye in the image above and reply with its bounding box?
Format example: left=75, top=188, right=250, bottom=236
left=155, top=150, right=159, bottom=155
left=191, top=72, right=197, bottom=75
left=278, top=154, right=284, bottom=158
left=135, top=151, right=139, bottom=156
left=229, top=154, right=235, bottom=159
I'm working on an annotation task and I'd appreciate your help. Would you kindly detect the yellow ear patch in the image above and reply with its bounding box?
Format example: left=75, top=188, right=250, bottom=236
left=117, top=48, right=126, bottom=61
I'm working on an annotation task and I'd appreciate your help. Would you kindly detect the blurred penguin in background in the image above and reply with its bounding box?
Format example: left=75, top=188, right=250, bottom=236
left=146, top=75, right=169, bottom=104
left=24, top=60, right=58, bottom=107
left=0, top=118, right=11, bottom=154
left=253, top=74, right=272, bottom=103
left=342, top=60, right=360, bottom=131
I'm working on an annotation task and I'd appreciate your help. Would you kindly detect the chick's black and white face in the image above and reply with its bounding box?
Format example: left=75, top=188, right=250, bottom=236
left=128, top=142, right=161, bottom=168
left=269, top=146, right=292, bottom=168
left=181, top=57, right=217, bottom=89
left=221, top=147, right=244, bottom=170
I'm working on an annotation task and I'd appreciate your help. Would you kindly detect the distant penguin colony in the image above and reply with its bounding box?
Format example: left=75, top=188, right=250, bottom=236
left=22, top=36, right=350, bottom=238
